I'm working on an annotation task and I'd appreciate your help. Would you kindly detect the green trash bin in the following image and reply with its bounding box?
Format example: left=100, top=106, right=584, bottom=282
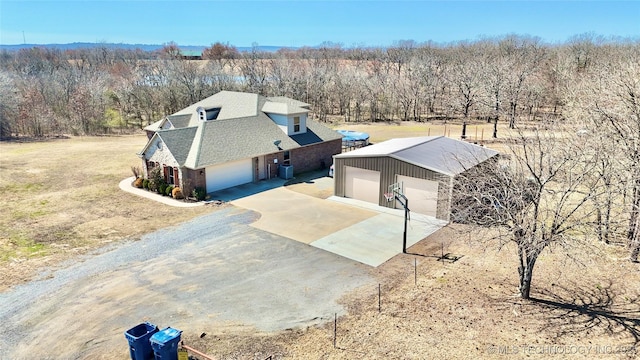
left=149, top=327, right=182, bottom=360
left=124, top=322, right=159, bottom=360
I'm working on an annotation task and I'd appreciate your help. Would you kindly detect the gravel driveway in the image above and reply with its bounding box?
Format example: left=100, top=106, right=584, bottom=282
left=0, top=207, right=373, bottom=359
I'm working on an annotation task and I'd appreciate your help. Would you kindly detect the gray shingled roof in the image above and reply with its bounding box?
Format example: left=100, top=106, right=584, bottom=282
left=175, top=91, right=260, bottom=124
left=156, top=127, right=197, bottom=165
left=183, top=114, right=341, bottom=168
left=142, top=91, right=341, bottom=169
left=335, top=136, right=499, bottom=176
left=267, top=96, right=310, bottom=109
left=167, top=114, right=193, bottom=129
left=261, top=101, right=308, bottom=115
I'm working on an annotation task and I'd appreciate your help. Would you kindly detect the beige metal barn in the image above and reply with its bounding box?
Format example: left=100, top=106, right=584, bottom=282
left=332, top=136, right=499, bottom=221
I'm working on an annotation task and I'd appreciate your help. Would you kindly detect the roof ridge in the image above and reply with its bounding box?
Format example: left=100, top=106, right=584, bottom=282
left=184, top=120, right=206, bottom=169
left=389, top=136, right=442, bottom=155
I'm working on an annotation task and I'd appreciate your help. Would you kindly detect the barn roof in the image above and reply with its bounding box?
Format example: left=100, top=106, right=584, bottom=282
left=334, top=136, right=498, bottom=176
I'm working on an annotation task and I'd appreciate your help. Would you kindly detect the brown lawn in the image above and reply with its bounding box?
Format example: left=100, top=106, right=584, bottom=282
left=0, top=134, right=213, bottom=291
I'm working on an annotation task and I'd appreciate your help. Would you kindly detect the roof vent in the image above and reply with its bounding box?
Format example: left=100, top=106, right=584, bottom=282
left=196, top=107, right=206, bottom=121
left=196, top=106, right=221, bottom=121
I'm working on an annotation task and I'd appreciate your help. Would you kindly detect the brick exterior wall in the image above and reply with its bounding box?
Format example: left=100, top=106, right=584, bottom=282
left=263, top=152, right=282, bottom=180
left=181, top=168, right=206, bottom=196
left=143, top=138, right=341, bottom=196
left=291, top=138, right=342, bottom=174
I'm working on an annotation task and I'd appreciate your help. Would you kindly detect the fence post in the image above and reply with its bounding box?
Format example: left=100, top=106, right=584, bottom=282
left=333, top=313, right=337, bottom=348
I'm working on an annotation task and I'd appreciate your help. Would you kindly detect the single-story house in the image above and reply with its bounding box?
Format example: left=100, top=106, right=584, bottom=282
left=332, top=136, right=499, bottom=220
left=138, top=90, right=342, bottom=196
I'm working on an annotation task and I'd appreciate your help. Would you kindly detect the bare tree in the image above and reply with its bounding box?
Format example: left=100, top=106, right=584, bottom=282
left=452, top=126, right=601, bottom=298
left=411, top=47, right=445, bottom=117
left=239, top=44, right=270, bottom=94
left=444, top=43, right=483, bottom=119
left=587, top=132, right=628, bottom=244
left=202, top=42, right=239, bottom=61
left=385, top=39, right=417, bottom=75
left=500, top=35, right=547, bottom=129
left=157, top=41, right=182, bottom=60
left=579, top=45, right=640, bottom=261
left=0, top=70, right=18, bottom=137
left=478, top=39, right=507, bottom=137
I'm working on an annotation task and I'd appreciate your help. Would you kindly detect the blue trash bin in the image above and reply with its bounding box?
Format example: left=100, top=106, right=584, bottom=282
left=124, top=322, right=159, bottom=360
left=149, top=327, right=183, bottom=360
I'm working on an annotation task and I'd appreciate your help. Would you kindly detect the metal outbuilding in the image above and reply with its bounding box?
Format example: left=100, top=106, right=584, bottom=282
left=332, top=136, right=498, bottom=220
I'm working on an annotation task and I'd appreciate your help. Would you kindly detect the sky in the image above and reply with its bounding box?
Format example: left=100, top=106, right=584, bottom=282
left=1, top=1, right=638, bottom=47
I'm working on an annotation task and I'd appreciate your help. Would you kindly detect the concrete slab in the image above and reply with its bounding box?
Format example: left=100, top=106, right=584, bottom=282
left=230, top=187, right=377, bottom=244
left=208, top=177, right=289, bottom=202
left=312, top=200, right=448, bottom=266
left=231, top=180, right=447, bottom=266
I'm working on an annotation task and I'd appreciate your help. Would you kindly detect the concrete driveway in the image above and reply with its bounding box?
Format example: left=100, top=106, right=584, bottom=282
left=229, top=176, right=448, bottom=267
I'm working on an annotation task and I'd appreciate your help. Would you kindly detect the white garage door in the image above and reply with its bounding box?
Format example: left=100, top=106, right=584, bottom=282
left=396, top=175, right=439, bottom=217
left=206, top=158, right=253, bottom=193
left=345, top=166, right=381, bottom=204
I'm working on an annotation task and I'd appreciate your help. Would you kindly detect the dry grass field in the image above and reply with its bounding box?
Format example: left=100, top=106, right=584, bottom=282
left=0, top=134, right=213, bottom=291
left=1, top=122, right=638, bottom=359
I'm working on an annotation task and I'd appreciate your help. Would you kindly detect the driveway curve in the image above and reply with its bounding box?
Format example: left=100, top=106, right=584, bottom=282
left=0, top=207, right=373, bottom=359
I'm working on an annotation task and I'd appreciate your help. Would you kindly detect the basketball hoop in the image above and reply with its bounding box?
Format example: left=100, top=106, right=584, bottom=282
left=384, top=192, right=394, bottom=202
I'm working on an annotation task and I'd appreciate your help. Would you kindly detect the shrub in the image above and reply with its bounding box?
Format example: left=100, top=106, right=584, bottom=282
left=142, top=179, right=150, bottom=189
left=149, top=167, right=167, bottom=195
left=148, top=167, right=164, bottom=192
left=172, top=187, right=184, bottom=199
left=192, top=187, right=206, bottom=201
left=165, top=185, right=174, bottom=197
left=133, top=177, right=144, bottom=188
left=158, top=183, right=167, bottom=195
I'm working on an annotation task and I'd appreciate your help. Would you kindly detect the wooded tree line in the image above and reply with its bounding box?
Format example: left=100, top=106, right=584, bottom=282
left=445, top=35, right=640, bottom=298
left=0, top=35, right=636, bottom=137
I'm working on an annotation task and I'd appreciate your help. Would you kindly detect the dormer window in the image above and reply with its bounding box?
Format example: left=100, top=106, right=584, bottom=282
left=294, top=117, right=300, bottom=132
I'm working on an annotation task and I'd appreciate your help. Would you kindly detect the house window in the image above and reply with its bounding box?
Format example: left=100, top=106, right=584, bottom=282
left=167, top=166, right=175, bottom=185
left=293, top=116, right=300, bottom=132
left=283, top=151, right=291, bottom=166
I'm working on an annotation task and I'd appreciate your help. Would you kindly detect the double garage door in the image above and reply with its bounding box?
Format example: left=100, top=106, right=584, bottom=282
left=344, top=166, right=438, bottom=217
left=206, top=158, right=253, bottom=193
